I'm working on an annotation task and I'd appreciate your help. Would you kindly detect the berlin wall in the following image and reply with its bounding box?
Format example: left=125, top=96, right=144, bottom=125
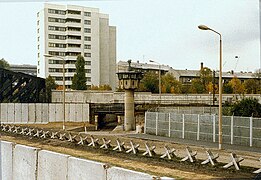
left=0, top=141, right=162, bottom=180
left=0, top=103, right=89, bottom=124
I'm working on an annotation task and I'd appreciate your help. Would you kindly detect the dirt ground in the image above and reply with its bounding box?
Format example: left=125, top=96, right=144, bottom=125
left=1, top=122, right=260, bottom=179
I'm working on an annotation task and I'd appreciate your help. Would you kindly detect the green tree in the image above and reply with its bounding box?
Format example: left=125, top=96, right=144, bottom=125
left=243, top=79, right=258, bottom=94
left=231, top=98, right=261, bottom=117
left=0, top=58, right=10, bottom=69
left=199, top=67, right=213, bottom=92
left=139, top=71, right=159, bottom=93
left=190, top=79, right=205, bottom=93
left=223, top=83, right=233, bottom=94
left=161, top=73, right=182, bottom=93
left=72, top=55, right=87, bottom=90
left=45, top=75, right=58, bottom=102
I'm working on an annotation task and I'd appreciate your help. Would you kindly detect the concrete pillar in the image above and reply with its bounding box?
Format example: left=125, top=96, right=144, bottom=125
left=124, top=89, right=135, bottom=131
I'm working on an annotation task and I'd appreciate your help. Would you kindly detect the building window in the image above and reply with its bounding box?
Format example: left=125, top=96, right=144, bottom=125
left=68, top=44, right=81, bottom=48
left=38, top=37, right=40, bottom=41
left=67, top=35, right=81, bottom=40
left=37, top=29, right=39, bottom=33
left=49, top=34, right=66, bottom=40
left=67, top=27, right=81, bottom=31
left=67, top=10, right=81, bottom=15
left=85, top=61, right=91, bottom=65
left=84, top=12, right=91, bottom=17
left=84, top=53, right=91, bottom=57
left=38, top=53, right=40, bottom=58
left=84, top=20, right=91, bottom=25
left=49, top=51, right=66, bottom=56
left=38, top=45, right=40, bottom=50
left=37, top=20, right=39, bottom=25
left=86, top=69, right=91, bottom=73
left=49, top=68, right=63, bottom=73
left=84, top=36, right=91, bottom=41
left=48, top=43, right=66, bottom=48
left=87, top=77, right=91, bottom=82
left=48, top=26, right=66, bottom=31
left=48, top=9, right=66, bottom=15
left=84, top=28, right=91, bottom=33
left=66, top=18, right=81, bottom=23
left=48, top=17, right=66, bottom=23
left=49, top=59, right=63, bottom=64
left=84, top=44, right=91, bottom=49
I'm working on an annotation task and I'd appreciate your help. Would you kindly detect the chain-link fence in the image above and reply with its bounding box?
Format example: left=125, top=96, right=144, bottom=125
left=145, top=112, right=261, bottom=147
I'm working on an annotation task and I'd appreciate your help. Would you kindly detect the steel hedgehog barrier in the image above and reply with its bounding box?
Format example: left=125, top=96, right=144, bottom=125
left=1, top=124, right=261, bottom=173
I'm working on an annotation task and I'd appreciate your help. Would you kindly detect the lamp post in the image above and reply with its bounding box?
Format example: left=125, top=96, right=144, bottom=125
left=44, top=54, right=66, bottom=130
left=149, top=60, right=161, bottom=104
left=198, top=25, right=223, bottom=150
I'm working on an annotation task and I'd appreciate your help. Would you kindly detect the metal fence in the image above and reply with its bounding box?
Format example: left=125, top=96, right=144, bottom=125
left=145, top=112, right=261, bottom=147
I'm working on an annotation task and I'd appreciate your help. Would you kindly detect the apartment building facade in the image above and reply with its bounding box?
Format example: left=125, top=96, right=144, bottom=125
left=37, top=3, right=116, bottom=89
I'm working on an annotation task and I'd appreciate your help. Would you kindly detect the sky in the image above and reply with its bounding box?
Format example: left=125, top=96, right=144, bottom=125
left=0, top=0, right=260, bottom=72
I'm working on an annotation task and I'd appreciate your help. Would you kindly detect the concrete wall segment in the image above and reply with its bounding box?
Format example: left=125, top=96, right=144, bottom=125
left=13, top=144, right=39, bottom=180
left=37, top=150, right=69, bottom=180
left=0, top=141, right=14, bottom=180
left=68, top=157, right=106, bottom=180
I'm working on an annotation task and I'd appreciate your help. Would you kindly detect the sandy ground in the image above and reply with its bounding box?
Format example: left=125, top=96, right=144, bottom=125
left=1, top=122, right=260, bottom=179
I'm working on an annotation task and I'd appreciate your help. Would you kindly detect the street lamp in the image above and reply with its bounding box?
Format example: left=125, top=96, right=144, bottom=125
left=44, top=54, right=66, bottom=130
left=198, top=24, right=223, bottom=150
left=149, top=60, right=161, bottom=104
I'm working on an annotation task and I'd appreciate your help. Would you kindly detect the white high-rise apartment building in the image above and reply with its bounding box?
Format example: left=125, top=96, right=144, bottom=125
left=37, top=3, right=116, bottom=89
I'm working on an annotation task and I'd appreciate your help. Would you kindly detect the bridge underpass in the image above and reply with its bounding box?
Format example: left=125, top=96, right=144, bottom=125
left=0, top=68, right=46, bottom=103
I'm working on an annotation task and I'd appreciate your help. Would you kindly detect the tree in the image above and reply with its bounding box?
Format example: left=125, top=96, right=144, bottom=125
left=223, top=83, right=233, bottom=94
left=45, top=75, right=58, bottom=102
left=161, top=73, right=182, bottom=93
left=243, top=79, right=258, bottom=94
left=231, top=98, right=261, bottom=117
left=72, top=55, right=87, bottom=90
left=90, top=84, right=112, bottom=91
left=139, top=71, right=159, bottom=93
left=0, top=58, right=10, bottom=69
left=190, top=79, right=205, bottom=93
left=199, top=67, right=213, bottom=92
left=228, top=76, right=245, bottom=94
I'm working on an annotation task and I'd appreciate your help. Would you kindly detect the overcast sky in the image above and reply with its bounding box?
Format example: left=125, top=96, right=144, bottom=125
left=0, top=0, right=260, bottom=72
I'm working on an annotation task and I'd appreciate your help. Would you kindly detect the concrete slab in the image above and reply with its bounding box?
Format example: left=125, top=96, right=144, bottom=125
left=75, top=104, right=82, bottom=122
left=55, top=104, right=63, bottom=122
left=107, top=166, right=153, bottom=180
left=69, top=103, right=76, bottom=122
left=68, top=157, right=106, bottom=180
left=13, top=144, right=39, bottom=180
left=7, top=103, right=15, bottom=123
left=0, top=141, right=14, bottom=180
left=49, top=104, right=56, bottom=122
left=42, top=103, right=49, bottom=123
left=14, top=103, right=22, bottom=123
left=21, top=103, right=29, bottom=123
left=37, top=150, right=69, bottom=180
left=83, top=104, right=89, bottom=123
left=28, top=104, right=36, bottom=123
left=35, top=104, right=42, bottom=123
left=0, top=103, right=8, bottom=123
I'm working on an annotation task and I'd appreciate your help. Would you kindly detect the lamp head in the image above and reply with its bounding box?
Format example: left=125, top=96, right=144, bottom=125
left=198, top=25, right=210, bottom=30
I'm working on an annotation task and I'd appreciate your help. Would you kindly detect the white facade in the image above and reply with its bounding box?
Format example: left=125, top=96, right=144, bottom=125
left=37, top=3, right=116, bottom=89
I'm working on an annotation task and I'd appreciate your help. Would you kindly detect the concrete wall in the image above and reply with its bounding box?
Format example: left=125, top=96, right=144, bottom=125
left=0, top=103, right=89, bottom=124
left=0, top=141, right=163, bottom=179
left=52, top=90, right=261, bottom=104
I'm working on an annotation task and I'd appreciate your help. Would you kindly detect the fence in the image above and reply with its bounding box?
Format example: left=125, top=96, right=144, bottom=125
left=0, top=103, right=89, bottom=124
left=145, top=112, right=261, bottom=147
